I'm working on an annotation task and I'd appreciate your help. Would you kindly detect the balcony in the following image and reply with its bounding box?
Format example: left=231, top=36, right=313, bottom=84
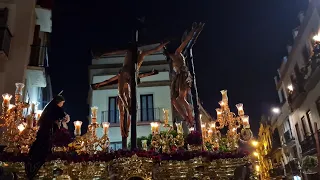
left=29, top=45, right=48, bottom=67
left=300, top=135, right=316, bottom=156
left=283, top=130, right=295, bottom=145
left=101, top=108, right=162, bottom=125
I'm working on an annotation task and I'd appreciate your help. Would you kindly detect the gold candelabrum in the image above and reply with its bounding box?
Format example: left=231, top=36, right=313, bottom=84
left=0, top=83, right=39, bottom=153
left=202, top=90, right=253, bottom=151
left=69, top=106, right=110, bottom=154
left=150, top=109, right=184, bottom=153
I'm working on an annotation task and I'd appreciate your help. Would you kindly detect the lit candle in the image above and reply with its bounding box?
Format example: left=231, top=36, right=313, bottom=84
left=210, top=122, right=216, bottom=131
left=201, top=123, right=206, bottom=129
left=150, top=122, right=160, bottom=134
left=220, top=90, right=228, bottom=102
left=15, top=83, right=25, bottom=95
left=74, top=121, right=82, bottom=136
left=189, top=127, right=194, bottom=132
left=236, top=103, right=244, bottom=116
left=163, top=109, right=169, bottom=125
left=242, top=115, right=250, bottom=127
left=2, top=93, right=12, bottom=108
left=176, top=122, right=183, bottom=134
left=216, top=108, right=222, bottom=119
left=208, top=129, right=213, bottom=137
left=91, top=106, right=98, bottom=124
left=36, top=110, right=43, bottom=120
left=31, top=103, right=35, bottom=114
left=142, top=140, right=147, bottom=151
left=17, top=123, right=25, bottom=133
left=102, top=122, right=110, bottom=135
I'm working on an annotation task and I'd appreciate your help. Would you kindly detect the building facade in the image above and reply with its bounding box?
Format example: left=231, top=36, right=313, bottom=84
left=89, top=44, right=172, bottom=150
left=272, top=0, right=320, bottom=178
left=0, top=0, right=52, bottom=113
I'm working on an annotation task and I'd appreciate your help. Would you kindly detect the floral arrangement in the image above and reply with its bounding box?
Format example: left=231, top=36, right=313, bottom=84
left=0, top=149, right=249, bottom=163
left=52, top=128, right=73, bottom=147
left=186, top=131, right=202, bottom=145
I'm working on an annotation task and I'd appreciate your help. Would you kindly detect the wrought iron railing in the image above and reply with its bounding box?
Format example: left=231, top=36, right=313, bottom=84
left=284, top=130, right=294, bottom=144
left=101, top=108, right=161, bottom=123
left=300, top=135, right=316, bottom=155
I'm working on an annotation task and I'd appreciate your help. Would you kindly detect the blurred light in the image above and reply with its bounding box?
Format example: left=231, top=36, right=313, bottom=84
left=287, top=84, right=293, bottom=92
left=251, top=140, right=259, bottom=147
left=253, top=151, right=259, bottom=157
left=313, top=34, right=320, bottom=42
left=272, top=107, right=280, bottom=114
left=255, top=165, right=260, bottom=172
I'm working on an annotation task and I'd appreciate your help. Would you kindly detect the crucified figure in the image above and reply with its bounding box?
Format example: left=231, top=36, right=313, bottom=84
left=163, top=22, right=204, bottom=126
left=92, top=42, right=169, bottom=137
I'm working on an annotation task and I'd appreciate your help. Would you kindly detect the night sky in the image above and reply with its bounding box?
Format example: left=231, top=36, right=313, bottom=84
left=49, top=0, right=308, bottom=135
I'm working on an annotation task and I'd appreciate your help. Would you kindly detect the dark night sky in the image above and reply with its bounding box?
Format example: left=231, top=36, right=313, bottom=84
left=49, top=0, right=308, bottom=135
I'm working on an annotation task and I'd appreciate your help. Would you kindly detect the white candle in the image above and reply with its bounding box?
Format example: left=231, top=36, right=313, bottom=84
left=74, top=121, right=82, bottom=136
left=242, top=115, right=250, bottom=127
left=2, top=93, right=12, bottom=108
left=91, top=106, right=98, bottom=123
left=176, top=122, right=183, bottom=134
left=31, top=103, right=35, bottom=114
left=236, top=103, right=244, bottom=116
left=102, top=122, right=110, bottom=135
left=150, top=122, right=159, bottom=134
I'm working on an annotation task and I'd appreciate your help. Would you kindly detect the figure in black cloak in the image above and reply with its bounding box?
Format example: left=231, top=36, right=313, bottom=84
left=25, top=93, right=67, bottom=179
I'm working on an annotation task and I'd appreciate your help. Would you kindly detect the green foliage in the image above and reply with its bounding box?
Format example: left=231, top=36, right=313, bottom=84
left=128, top=134, right=153, bottom=149
left=219, top=138, right=229, bottom=152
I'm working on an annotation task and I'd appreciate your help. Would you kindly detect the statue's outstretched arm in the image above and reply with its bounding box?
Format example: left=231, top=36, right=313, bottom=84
left=176, top=23, right=205, bottom=54
left=96, top=50, right=128, bottom=59
left=138, top=69, right=159, bottom=79
left=137, top=41, right=170, bottom=70
left=91, top=75, right=119, bottom=90
left=175, top=25, right=197, bottom=54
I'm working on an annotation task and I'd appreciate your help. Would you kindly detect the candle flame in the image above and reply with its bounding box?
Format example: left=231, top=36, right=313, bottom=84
left=18, top=124, right=25, bottom=132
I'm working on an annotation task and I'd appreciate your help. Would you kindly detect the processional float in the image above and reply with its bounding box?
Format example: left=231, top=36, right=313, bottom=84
left=0, top=20, right=258, bottom=179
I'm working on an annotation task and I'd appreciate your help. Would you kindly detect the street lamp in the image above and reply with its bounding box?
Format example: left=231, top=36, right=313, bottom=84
left=271, top=107, right=280, bottom=114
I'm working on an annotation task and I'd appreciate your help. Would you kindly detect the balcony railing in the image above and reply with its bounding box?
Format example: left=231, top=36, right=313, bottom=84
left=101, top=108, right=161, bottom=124
left=283, top=130, right=295, bottom=144
left=300, top=135, right=316, bottom=156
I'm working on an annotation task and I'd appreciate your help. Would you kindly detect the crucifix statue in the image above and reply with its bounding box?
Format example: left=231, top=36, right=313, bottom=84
left=163, top=22, right=204, bottom=127
left=91, top=42, right=169, bottom=141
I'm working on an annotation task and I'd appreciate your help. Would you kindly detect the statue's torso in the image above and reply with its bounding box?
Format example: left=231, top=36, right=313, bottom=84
left=171, top=53, right=187, bottom=74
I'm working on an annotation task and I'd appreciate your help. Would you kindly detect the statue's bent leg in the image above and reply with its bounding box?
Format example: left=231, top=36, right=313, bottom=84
left=118, top=98, right=127, bottom=137
left=172, top=97, right=189, bottom=122
left=177, top=88, right=194, bottom=125
left=118, top=75, right=129, bottom=110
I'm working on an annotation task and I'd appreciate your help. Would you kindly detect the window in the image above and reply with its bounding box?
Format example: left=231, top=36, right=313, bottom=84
left=278, top=88, right=286, bottom=103
left=110, top=142, right=122, bottom=151
left=140, top=94, right=154, bottom=121
left=295, top=123, right=302, bottom=142
left=300, top=116, right=307, bottom=137
left=306, top=110, right=314, bottom=134
left=108, top=97, right=119, bottom=123
left=317, top=97, right=320, bottom=117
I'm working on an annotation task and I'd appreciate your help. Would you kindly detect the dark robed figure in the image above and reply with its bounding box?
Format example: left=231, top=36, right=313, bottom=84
left=25, top=95, right=66, bottom=179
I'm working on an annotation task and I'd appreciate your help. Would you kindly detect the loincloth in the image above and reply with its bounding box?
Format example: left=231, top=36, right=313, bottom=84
left=171, top=69, right=192, bottom=97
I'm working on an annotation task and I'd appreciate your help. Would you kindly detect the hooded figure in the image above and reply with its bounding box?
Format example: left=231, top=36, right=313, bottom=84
left=25, top=94, right=66, bottom=179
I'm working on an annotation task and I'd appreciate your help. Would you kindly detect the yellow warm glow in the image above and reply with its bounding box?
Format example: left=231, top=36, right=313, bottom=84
left=313, top=34, right=320, bottom=42
left=255, top=165, right=260, bottom=172
left=287, top=84, right=293, bottom=92
left=17, top=124, right=25, bottom=132
left=251, top=140, right=259, bottom=147
left=253, top=151, right=259, bottom=157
